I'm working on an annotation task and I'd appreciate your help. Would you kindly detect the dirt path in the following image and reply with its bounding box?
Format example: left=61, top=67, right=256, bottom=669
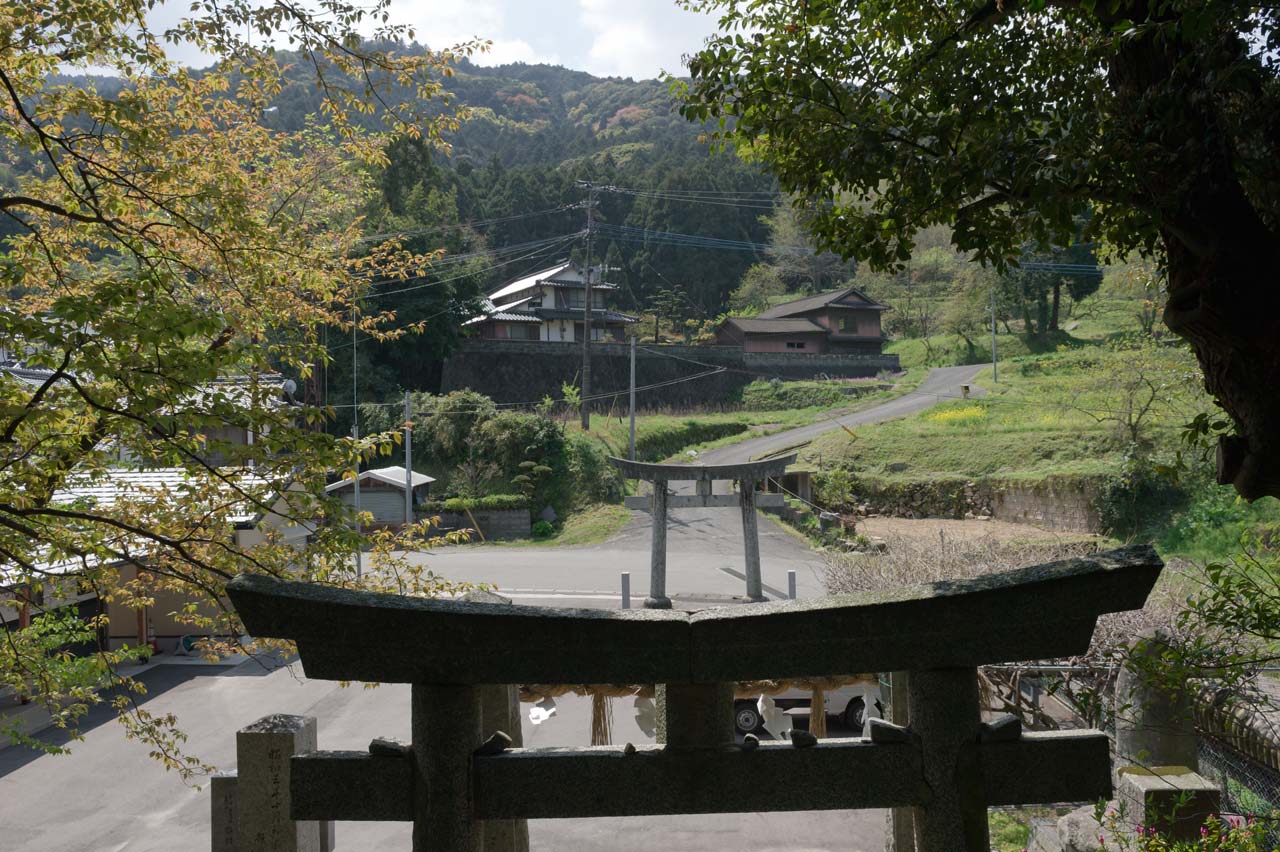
left=856, top=515, right=1100, bottom=546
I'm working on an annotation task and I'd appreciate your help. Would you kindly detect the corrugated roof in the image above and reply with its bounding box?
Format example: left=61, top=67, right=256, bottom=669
left=724, top=317, right=826, bottom=334
left=487, top=262, right=573, bottom=304
left=757, top=286, right=889, bottom=319
left=57, top=468, right=273, bottom=524
left=326, top=466, right=435, bottom=492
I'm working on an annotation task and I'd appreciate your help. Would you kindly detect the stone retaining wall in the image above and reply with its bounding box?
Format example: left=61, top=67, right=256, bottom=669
left=838, top=475, right=1105, bottom=533
left=441, top=340, right=900, bottom=407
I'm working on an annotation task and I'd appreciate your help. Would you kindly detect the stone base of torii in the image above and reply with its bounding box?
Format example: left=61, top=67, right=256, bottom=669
left=612, top=455, right=794, bottom=607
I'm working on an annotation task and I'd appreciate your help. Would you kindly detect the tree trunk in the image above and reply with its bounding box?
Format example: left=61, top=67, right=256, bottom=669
left=1050, top=281, right=1061, bottom=332
left=1110, top=18, right=1280, bottom=500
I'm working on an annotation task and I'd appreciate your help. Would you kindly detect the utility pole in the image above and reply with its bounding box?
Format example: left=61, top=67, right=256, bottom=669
left=990, top=282, right=999, bottom=383
left=579, top=181, right=598, bottom=430
left=352, top=312, right=362, bottom=578
left=404, top=391, right=413, bottom=528
left=628, top=333, right=637, bottom=461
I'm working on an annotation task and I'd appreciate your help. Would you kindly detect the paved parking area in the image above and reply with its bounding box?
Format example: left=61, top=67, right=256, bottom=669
left=0, top=657, right=884, bottom=851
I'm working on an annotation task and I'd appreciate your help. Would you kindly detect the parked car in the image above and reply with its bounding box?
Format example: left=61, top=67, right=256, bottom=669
left=733, top=677, right=883, bottom=735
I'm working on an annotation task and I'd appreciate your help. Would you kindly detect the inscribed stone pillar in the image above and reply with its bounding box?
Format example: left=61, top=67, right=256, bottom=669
left=210, top=772, right=238, bottom=852
left=646, top=481, right=671, bottom=609
left=909, top=668, right=987, bottom=852
left=738, top=479, right=765, bottom=602
left=236, top=714, right=322, bottom=852
left=1115, top=630, right=1198, bottom=772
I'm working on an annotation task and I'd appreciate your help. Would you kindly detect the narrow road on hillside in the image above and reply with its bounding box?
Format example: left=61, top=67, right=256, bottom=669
left=420, top=364, right=987, bottom=604
left=699, top=363, right=987, bottom=465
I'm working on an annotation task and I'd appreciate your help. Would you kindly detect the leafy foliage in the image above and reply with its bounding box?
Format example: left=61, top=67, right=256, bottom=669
left=674, top=0, right=1280, bottom=500
left=0, top=0, right=483, bottom=768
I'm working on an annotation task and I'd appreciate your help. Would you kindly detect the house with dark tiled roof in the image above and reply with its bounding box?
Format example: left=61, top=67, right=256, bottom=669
left=713, top=286, right=890, bottom=354
left=463, top=261, right=638, bottom=343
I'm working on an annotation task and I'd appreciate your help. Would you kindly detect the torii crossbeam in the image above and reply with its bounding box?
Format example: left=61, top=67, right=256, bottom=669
left=226, top=544, right=1164, bottom=852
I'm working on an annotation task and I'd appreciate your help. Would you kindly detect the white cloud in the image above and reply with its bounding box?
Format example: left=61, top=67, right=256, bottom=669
left=142, top=0, right=716, bottom=80
left=577, top=0, right=714, bottom=79
left=474, top=39, right=559, bottom=68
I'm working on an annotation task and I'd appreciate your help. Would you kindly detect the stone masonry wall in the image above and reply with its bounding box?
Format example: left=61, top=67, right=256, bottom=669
left=841, top=475, right=1105, bottom=533
left=441, top=340, right=901, bottom=407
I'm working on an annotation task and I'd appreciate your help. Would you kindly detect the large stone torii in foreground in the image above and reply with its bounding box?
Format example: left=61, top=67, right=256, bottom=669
left=611, top=454, right=793, bottom=607
left=223, top=544, right=1163, bottom=852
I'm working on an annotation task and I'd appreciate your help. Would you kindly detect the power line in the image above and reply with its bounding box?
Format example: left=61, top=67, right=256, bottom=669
left=358, top=204, right=581, bottom=243
left=364, top=233, right=581, bottom=301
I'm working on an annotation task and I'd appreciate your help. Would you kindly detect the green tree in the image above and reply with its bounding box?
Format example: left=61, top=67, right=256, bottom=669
left=0, top=0, right=481, bottom=765
left=675, top=0, right=1280, bottom=500
left=728, top=263, right=787, bottom=314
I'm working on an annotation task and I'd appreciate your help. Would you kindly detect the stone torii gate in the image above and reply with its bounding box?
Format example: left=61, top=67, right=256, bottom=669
left=612, top=455, right=792, bottom=608
left=220, top=544, right=1164, bottom=852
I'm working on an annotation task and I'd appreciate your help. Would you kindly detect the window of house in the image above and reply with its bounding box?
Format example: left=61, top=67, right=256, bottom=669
left=842, top=317, right=857, bottom=332
left=787, top=341, right=806, bottom=349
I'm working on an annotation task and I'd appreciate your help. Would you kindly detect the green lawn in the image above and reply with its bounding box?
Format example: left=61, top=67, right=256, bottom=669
left=491, top=503, right=632, bottom=548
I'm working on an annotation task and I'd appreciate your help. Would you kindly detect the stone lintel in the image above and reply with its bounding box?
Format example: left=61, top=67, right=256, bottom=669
left=608, top=455, right=796, bottom=482
left=286, top=732, right=1115, bottom=823
left=623, top=494, right=786, bottom=510
left=474, top=739, right=923, bottom=818
left=227, top=545, right=1161, bottom=686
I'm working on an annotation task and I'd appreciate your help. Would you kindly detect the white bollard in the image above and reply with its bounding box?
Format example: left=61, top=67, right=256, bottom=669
left=621, top=572, right=631, bottom=609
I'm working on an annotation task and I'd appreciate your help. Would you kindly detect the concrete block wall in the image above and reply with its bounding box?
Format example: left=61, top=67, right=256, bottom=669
left=989, top=479, right=1103, bottom=533
left=428, top=509, right=532, bottom=541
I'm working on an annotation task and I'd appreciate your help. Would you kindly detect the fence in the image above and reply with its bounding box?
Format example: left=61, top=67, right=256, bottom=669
left=218, top=543, right=1163, bottom=852
left=1199, top=735, right=1280, bottom=843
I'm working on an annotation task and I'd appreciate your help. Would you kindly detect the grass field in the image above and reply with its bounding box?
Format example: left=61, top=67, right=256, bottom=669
left=802, top=337, right=1280, bottom=560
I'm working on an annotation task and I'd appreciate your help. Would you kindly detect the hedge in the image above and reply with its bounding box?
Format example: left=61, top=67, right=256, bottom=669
left=420, top=494, right=529, bottom=513
left=634, top=420, right=750, bottom=461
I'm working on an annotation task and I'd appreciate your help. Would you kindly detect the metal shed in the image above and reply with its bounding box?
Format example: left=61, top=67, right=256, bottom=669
left=325, top=466, right=435, bottom=525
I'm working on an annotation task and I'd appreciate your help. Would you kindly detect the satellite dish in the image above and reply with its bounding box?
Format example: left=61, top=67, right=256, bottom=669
left=282, top=379, right=297, bottom=396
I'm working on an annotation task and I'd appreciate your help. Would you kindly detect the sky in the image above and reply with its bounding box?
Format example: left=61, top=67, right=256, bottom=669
left=153, top=0, right=723, bottom=81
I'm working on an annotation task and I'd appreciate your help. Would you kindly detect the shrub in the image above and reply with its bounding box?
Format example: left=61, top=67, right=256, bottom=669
left=531, top=520, right=554, bottom=538
left=633, top=420, right=749, bottom=460
left=420, top=494, right=529, bottom=513
left=741, top=379, right=846, bottom=410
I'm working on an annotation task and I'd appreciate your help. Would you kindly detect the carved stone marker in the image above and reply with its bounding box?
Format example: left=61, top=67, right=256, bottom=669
left=226, top=544, right=1164, bottom=852
left=610, top=455, right=796, bottom=606
left=1111, top=629, right=1221, bottom=841
left=237, top=714, right=322, bottom=852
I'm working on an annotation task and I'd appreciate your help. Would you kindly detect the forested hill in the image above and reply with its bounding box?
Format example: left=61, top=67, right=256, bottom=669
left=6, top=51, right=793, bottom=398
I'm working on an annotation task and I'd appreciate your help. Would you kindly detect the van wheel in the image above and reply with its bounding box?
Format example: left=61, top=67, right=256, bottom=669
left=734, top=700, right=762, bottom=734
left=844, top=697, right=883, bottom=732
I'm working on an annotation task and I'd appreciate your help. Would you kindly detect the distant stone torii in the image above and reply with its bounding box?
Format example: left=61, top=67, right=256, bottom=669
left=611, top=455, right=793, bottom=608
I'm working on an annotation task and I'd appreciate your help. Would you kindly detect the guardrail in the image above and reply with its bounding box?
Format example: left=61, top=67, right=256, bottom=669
left=220, top=543, right=1163, bottom=852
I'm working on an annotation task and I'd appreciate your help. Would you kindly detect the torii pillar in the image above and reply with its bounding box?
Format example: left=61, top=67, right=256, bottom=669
left=611, top=455, right=794, bottom=608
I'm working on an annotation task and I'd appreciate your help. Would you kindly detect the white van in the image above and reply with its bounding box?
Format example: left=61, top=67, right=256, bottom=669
left=733, top=677, right=883, bottom=735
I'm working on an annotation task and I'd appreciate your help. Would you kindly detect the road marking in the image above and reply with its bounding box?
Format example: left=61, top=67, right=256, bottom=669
left=497, top=590, right=620, bottom=601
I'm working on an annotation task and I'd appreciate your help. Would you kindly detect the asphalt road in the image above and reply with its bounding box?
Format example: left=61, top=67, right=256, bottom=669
left=0, top=366, right=985, bottom=852
left=418, top=364, right=987, bottom=606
